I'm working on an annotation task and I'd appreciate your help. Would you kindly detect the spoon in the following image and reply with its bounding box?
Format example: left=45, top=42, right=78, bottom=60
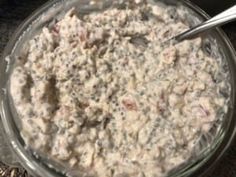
left=171, top=5, right=236, bottom=43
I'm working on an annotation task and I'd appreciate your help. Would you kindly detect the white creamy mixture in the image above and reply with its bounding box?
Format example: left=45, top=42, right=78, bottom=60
left=10, top=1, right=229, bottom=177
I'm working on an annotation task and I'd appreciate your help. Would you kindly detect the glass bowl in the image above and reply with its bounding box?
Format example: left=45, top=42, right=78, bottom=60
left=0, top=0, right=236, bottom=177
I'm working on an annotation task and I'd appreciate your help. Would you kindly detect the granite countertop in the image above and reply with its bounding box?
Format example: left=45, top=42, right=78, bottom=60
left=0, top=0, right=236, bottom=177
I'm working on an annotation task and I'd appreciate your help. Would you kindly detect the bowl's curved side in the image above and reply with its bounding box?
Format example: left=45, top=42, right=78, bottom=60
left=162, top=1, right=236, bottom=177
left=0, top=1, right=68, bottom=176
left=175, top=1, right=236, bottom=177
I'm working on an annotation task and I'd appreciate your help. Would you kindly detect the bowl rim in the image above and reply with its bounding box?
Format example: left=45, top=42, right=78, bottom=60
left=0, top=0, right=236, bottom=177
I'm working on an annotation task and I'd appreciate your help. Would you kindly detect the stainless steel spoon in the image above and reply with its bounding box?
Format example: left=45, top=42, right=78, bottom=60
left=172, top=5, right=236, bottom=42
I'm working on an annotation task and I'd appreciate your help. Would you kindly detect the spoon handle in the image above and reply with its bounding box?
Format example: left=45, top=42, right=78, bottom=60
left=174, top=5, right=236, bottom=42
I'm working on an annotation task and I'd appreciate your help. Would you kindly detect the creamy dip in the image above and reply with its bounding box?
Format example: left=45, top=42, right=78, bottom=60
left=10, top=0, right=229, bottom=177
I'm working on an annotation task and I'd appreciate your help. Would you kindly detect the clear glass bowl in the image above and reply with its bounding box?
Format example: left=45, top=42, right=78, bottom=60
left=0, top=0, right=236, bottom=177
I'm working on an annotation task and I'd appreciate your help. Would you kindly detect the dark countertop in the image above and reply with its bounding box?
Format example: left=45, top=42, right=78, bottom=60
left=0, top=0, right=235, bottom=177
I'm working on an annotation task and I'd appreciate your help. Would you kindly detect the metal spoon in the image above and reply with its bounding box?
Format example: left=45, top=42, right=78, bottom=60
left=172, top=5, right=236, bottom=43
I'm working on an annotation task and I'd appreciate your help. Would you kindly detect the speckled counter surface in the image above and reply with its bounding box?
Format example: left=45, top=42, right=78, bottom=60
left=0, top=0, right=235, bottom=177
